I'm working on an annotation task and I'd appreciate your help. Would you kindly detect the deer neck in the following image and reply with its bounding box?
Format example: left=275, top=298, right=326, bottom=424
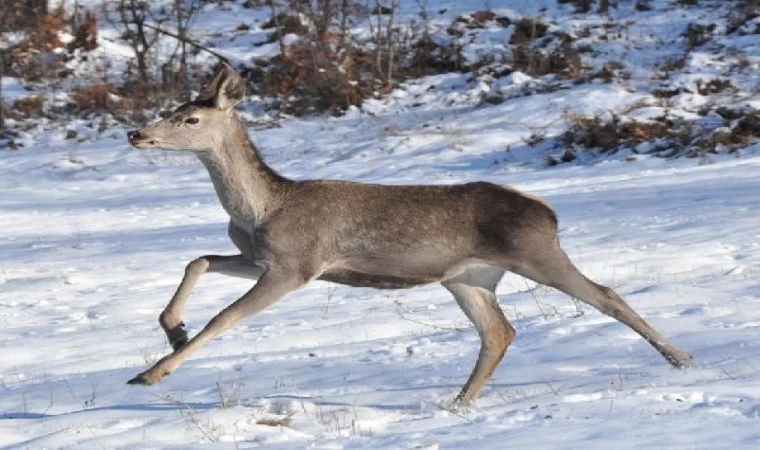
left=196, top=117, right=287, bottom=226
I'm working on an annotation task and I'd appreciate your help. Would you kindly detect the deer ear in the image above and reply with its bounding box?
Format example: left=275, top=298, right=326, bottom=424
left=196, top=62, right=246, bottom=110
left=214, top=63, right=246, bottom=110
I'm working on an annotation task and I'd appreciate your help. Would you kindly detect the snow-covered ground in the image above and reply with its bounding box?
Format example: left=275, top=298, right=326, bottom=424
left=2, top=0, right=760, bottom=448
left=2, top=100, right=760, bottom=448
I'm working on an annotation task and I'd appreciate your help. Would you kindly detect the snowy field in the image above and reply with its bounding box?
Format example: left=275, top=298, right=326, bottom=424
left=1, top=103, right=759, bottom=449
left=2, top=0, right=760, bottom=448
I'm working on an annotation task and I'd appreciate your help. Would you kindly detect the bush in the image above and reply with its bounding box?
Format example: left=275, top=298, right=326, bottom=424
left=11, top=95, right=46, bottom=118
left=69, top=85, right=117, bottom=114
left=556, top=108, right=760, bottom=163
left=261, top=40, right=367, bottom=116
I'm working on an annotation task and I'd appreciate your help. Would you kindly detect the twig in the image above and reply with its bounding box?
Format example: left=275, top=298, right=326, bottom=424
left=143, top=22, right=229, bottom=62
left=542, top=377, right=559, bottom=396
left=393, top=300, right=466, bottom=332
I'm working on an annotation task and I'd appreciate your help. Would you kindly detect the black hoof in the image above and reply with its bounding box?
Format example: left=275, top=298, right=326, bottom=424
left=126, top=374, right=150, bottom=386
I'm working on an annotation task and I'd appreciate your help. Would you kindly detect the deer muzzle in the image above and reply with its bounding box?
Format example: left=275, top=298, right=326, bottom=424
left=127, top=130, right=158, bottom=148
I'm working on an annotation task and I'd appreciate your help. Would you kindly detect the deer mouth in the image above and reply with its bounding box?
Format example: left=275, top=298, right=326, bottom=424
left=131, top=139, right=159, bottom=149
left=127, top=130, right=161, bottom=149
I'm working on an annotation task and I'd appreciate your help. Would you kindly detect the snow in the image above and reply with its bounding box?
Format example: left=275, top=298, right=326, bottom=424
left=2, top=0, right=760, bottom=448
left=2, top=109, right=759, bottom=449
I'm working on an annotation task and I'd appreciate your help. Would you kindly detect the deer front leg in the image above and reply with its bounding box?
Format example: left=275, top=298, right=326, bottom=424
left=160, top=255, right=264, bottom=351
left=129, top=265, right=309, bottom=386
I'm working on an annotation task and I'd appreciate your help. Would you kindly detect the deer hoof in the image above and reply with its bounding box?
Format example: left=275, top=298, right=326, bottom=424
left=666, top=351, right=695, bottom=369
left=451, top=393, right=473, bottom=409
left=127, top=370, right=167, bottom=386
left=126, top=374, right=152, bottom=386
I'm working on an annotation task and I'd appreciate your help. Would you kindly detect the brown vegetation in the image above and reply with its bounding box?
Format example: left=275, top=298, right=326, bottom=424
left=511, top=43, right=583, bottom=78
left=684, top=23, right=716, bottom=48
left=509, top=18, right=549, bottom=45
left=561, top=114, right=675, bottom=153
left=11, top=95, right=46, bottom=119
left=69, top=85, right=117, bottom=114
left=68, top=11, right=99, bottom=52
left=556, top=108, right=760, bottom=163
left=261, top=42, right=367, bottom=116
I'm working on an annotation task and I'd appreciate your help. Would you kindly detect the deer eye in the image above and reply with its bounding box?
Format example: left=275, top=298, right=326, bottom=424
left=185, top=118, right=199, bottom=125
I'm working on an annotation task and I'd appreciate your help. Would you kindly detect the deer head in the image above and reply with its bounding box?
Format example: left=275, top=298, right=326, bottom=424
left=127, top=62, right=246, bottom=152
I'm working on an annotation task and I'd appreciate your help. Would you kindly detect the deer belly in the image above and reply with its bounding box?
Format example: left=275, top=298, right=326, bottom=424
left=320, top=256, right=475, bottom=289
left=320, top=269, right=437, bottom=289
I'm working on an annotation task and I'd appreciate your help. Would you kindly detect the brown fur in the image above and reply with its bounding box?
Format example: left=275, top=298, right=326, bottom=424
left=125, top=63, right=693, bottom=405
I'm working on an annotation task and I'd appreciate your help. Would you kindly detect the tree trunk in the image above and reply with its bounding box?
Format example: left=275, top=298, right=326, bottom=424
left=0, top=51, right=4, bottom=133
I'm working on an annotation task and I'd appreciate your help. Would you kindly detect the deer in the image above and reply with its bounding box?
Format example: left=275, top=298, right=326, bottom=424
left=125, top=63, right=693, bottom=405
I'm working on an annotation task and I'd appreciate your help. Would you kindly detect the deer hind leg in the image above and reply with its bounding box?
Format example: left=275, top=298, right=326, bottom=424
left=442, top=266, right=512, bottom=405
left=510, top=240, right=693, bottom=368
left=160, top=255, right=264, bottom=351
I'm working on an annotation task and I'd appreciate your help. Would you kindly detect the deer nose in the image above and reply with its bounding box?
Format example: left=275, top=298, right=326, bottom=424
left=127, top=130, right=141, bottom=143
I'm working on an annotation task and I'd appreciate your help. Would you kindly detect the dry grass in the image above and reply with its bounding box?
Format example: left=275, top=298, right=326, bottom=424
left=260, top=41, right=368, bottom=116
left=555, top=108, right=760, bottom=163
left=561, top=113, right=676, bottom=153
left=511, top=43, right=583, bottom=78
left=11, top=95, right=46, bottom=118
left=256, top=415, right=293, bottom=427
left=684, top=22, right=716, bottom=49
left=509, top=18, right=549, bottom=45
left=69, top=85, right=115, bottom=113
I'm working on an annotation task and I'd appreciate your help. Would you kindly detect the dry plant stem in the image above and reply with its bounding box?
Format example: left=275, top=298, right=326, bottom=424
left=143, top=23, right=229, bottom=62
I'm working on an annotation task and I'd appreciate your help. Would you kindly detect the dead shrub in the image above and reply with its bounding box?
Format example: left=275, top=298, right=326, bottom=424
left=6, top=6, right=71, bottom=81
left=69, top=85, right=119, bottom=114
left=658, top=57, right=686, bottom=73
left=406, top=36, right=468, bottom=76
left=727, top=0, right=760, bottom=34
left=557, top=108, right=760, bottom=162
left=262, top=12, right=308, bottom=43
left=509, top=18, right=549, bottom=45
left=471, top=10, right=497, bottom=23
left=652, top=86, right=685, bottom=98
left=0, top=0, right=45, bottom=32
left=702, top=110, right=760, bottom=153
left=684, top=23, right=715, bottom=48
left=511, top=43, right=583, bottom=78
left=256, top=416, right=293, bottom=427
left=11, top=95, right=46, bottom=118
left=710, top=106, right=744, bottom=121
left=68, top=10, right=99, bottom=52
left=562, top=114, right=674, bottom=152
left=696, top=78, right=735, bottom=95
left=733, top=111, right=760, bottom=136
left=447, top=10, right=509, bottom=39
left=261, top=41, right=367, bottom=115
left=28, top=5, right=67, bottom=52
left=453, top=10, right=510, bottom=29
left=258, top=5, right=477, bottom=115
left=581, top=60, right=625, bottom=83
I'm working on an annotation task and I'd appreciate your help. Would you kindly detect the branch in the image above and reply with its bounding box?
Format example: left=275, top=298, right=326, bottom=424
left=142, top=22, right=229, bottom=62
